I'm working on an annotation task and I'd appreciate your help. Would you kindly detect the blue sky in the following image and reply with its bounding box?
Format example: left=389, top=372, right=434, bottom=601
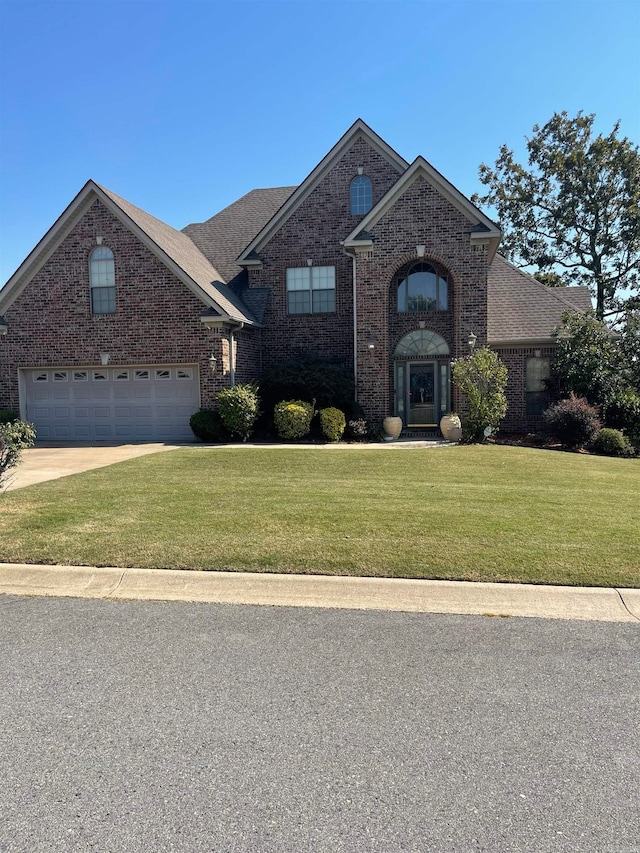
left=1, top=0, right=638, bottom=287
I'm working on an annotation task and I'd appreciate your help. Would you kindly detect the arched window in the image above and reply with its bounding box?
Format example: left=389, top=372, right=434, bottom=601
left=397, top=262, right=447, bottom=312
left=394, top=330, right=449, bottom=357
left=350, top=175, right=372, bottom=215
left=89, top=247, right=115, bottom=314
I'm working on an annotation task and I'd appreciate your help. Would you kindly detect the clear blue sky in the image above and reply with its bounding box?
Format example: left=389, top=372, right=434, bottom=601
left=1, top=0, right=638, bottom=287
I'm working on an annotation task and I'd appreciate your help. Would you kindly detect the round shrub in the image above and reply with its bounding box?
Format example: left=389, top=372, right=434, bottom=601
left=591, top=428, right=635, bottom=458
left=542, top=393, right=601, bottom=449
left=319, top=407, right=346, bottom=442
left=216, top=384, right=260, bottom=442
left=274, top=400, right=314, bottom=440
left=189, top=409, right=228, bottom=442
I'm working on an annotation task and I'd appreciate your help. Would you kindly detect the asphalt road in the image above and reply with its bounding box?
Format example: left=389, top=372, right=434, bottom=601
left=0, top=596, right=638, bottom=853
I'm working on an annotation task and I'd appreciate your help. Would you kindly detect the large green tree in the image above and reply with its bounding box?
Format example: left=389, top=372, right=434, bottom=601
left=473, top=112, right=640, bottom=321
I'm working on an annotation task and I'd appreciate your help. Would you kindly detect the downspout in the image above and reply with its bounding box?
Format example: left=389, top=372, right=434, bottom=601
left=351, top=251, right=358, bottom=402
left=228, top=322, right=244, bottom=386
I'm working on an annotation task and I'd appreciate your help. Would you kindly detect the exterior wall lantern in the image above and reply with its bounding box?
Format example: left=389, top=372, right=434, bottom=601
left=367, top=333, right=376, bottom=351
left=209, top=354, right=217, bottom=374
left=467, top=331, right=477, bottom=351
left=100, top=352, right=110, bottom=365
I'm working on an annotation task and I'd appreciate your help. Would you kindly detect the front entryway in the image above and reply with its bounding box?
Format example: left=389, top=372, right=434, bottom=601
left=393, top=330, right=451, bottom=428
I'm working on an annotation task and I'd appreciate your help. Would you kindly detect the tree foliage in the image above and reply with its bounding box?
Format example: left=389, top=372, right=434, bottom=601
left=0, top=420, right=36, bottom=489
left=473, top=112, right=640, bottom=320
left=452, top=348, right=508, bottom=443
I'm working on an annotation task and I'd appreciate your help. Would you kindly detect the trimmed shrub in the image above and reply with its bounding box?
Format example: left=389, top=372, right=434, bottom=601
left=274, top=400, right=314, bottom=440
left=603, top=388, right=640, bottom=449
left=0, top=410, right=19, bottom=425
left=452, top=347, right=508, bottom=443
left=189, top=409, right=228, bottom=442
left=216, top=384, right=260, bottom=442
left=591, top=428, right=635, bottom=458
left=259, top=356, right=355, bottom=413
left=0, top=420, right=36, bottom=489
left=319, top=407, right=346, bottom=442
left=543, top=394, right=601, bottom=449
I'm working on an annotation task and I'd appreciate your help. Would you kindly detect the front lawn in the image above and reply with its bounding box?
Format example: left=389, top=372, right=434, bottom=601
left=1, top=445, right=638, bottom=587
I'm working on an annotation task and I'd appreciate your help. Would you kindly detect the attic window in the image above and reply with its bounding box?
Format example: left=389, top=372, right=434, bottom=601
left=89, top=246, right=115, bottom=314
left=350, top=175, right=372, bottom=215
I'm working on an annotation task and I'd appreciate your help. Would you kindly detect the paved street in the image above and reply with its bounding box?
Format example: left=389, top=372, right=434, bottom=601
left=0, top=596, right=638, bottom=852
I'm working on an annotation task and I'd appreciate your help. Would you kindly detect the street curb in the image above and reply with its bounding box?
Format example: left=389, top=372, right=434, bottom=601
left=1, top=563, right=639, bottom=623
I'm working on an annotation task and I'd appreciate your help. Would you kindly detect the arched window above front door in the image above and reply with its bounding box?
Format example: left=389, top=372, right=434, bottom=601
left=394, top=330, right=449, bottom=358
left=397, top=262, right=448, bottom=312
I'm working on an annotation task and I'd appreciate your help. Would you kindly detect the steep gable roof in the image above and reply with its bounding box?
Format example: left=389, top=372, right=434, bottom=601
left=0, top=181, right=256, bottom=324
left=183, top=187, right=296, bottom=283
left=236, top=119, right=408, bottom=265
left=343, top=156, right=502, bottom=260
left=488, top=255, right=592, bottom=343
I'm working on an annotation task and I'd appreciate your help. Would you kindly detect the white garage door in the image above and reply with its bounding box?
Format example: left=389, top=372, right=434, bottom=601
left=22, top=365, right=200, bottom=441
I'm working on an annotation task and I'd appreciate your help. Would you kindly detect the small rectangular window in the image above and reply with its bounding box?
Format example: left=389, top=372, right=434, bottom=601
left=73, top=371, right=88, bottom=382
left=134, top=369, right=150, bottom=381
left=114, top=370, right=129, bottom=381
left=155, top=369, right=171, bottom=380
left=33, top=372, right=48, bottom=382
left=177, top=368, right=193, bottom=380
left=286, top=266, right=335, bottom=314
left=93, top=371, right=108, bottom=381
left=53, top=371, right=68, bottom=382
left=526, top=357, right=551, bottom=417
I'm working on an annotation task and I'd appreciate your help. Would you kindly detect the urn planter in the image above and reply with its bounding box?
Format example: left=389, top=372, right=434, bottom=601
left=440, top=414, right=462, bottom=441
left=382, top=416, right=403, bottom=441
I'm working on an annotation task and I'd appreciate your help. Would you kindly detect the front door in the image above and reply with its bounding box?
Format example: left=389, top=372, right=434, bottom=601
left=408, top=362, right=437, bottom=426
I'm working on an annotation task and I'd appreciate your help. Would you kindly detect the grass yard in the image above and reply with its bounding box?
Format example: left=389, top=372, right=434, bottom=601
left=1, top=445, right=638, bottom=587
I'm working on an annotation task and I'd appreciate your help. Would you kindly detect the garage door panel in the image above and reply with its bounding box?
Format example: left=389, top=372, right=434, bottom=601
left=23, top=366, right=199, bottom=442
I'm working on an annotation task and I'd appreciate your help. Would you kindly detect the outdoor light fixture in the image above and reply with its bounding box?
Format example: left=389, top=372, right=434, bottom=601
left=367, top=333, right=376, bottom=351
left=100, top=352, right=110, bottom=365
left=468, top=331, right=477, bottom=351
left=209, top=354, right=217, bottom=374
left=416, top=245, right=426, bottom=258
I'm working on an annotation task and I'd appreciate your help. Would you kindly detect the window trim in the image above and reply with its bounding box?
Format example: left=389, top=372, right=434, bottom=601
left=350, top=175, right=372, bottom=215
left=89, top=246, right=116, bottom=315
left=396, top=262, right=448, bottom=313
left=286, top=266, right=336, bottom=315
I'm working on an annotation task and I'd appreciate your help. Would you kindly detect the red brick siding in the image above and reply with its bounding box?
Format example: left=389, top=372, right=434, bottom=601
left=492, top=344, right=558, bottom=432
left=0, top=199, right=225, bottom=412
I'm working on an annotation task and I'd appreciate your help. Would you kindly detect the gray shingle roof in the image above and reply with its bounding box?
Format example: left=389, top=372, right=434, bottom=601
left=488, top=255, right=592, bottom=343
left=183, top=187, right=297, bottom=284
left=96, top=184, right=255, bottom=323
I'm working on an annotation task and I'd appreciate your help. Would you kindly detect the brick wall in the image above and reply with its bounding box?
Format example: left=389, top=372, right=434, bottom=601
left=0, top=199, right=225, bottom=412
left=493, top=344, right=558, bottom=433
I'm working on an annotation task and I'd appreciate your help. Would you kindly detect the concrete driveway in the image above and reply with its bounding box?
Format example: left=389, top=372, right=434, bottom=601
left=5, top=443, right=182, bottom=490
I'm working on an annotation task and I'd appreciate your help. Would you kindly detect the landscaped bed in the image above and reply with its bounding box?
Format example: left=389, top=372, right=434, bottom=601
left=1, top=445, right=638, bottom=587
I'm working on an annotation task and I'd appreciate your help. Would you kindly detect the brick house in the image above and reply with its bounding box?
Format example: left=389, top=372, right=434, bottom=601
left=0, top=120, right=592, bottom=442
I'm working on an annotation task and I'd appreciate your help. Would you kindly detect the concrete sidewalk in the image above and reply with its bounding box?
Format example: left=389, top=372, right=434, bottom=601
left=1, top=562, right=638, bottom=623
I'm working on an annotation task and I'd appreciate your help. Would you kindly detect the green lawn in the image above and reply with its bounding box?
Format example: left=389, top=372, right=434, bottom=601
left=1, top=445, right=639, bottom=587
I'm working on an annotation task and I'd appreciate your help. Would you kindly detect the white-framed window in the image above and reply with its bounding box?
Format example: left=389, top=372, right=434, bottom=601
left=134, top=369, right=150, bottom=381
left=286, top=266, right=335, bottom=314
left=114, top=370, right=129, bottom=381
left=177, top=368, right=193, bottom=380
left=93, top=371, right=108, bottom=381
left=526, top=357, right=551, bottom=417
left=155, top=369, right=171, bottom=380
left=73, top=371, right=88, bottom=382
left=33, top=371, right=48, bottom=382
left=350, top=175, right=372, bottom=215
left=53, top=371, right=68, bottom=382
left=89, top=246, right=115, bottom=314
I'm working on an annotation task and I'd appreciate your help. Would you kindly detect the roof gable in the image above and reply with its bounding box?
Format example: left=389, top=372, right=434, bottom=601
left=0, top=181, right=256, bottom=324
left=343, top=156, right=502, bottom=260
left=236, top=119, right=408, bottom=265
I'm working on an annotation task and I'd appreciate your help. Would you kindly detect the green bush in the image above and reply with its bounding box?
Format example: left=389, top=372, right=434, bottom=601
left=591, top=428, right=635, bottom=458
left=216, top=384, right=260, bottom=442
left=273, top=400, right=314, bottom=440
left=189, top=410, right=228, bottom=442
left=0, top=420, right=36, bottom=489
left=543, top=394, right=601, bottom=449
left=452, top=347, right=508, bottom=443
left=0, top=410, right=19, bottom=425
left=260, top=356, right=355, bottom=413
left=319, top=407, right=346, bottom=442
left=603, top=388, right=640, bottom=449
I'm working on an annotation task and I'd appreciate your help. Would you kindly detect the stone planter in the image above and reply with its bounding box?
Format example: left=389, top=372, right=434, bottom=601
left=382, top=416, right=403, bottom=441
left=440, top=414, right=462, bottom=441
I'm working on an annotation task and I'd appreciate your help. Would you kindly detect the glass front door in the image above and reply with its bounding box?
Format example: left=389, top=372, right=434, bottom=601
left=395, top=360, right=449, bottom=427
